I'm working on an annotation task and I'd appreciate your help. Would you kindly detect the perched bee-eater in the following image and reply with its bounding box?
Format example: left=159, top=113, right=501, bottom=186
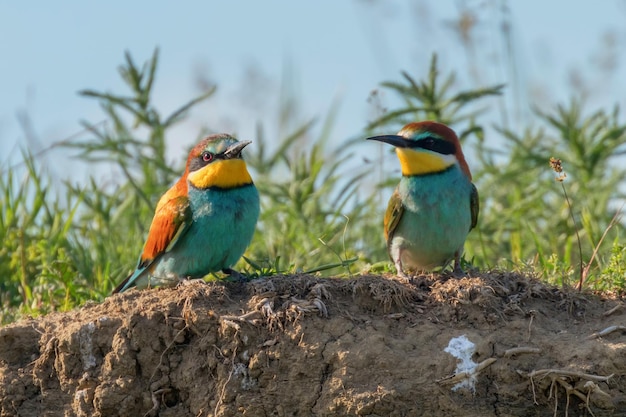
left=367, top=121, right=478, bottom=280
left=113, top=134, right=260, bottom=293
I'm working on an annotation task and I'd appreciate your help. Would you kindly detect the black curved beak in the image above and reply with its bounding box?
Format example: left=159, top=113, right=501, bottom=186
left=223, top=140, right=252, bottom=159
left=366, top=135, right=410, bottom=148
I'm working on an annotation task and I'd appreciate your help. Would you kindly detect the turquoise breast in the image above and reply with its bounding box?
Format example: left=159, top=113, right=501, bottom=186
left=393, top=166, right=472, bottom=269
left=153, top=184, right=260, bottom=280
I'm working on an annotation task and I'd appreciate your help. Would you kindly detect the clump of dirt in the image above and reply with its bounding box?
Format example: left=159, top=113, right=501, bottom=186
left=1, top=272, right=625, bottom=416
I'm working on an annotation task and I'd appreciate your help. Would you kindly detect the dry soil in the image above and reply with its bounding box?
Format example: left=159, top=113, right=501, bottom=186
left=1, top=272, right=625, bottom=416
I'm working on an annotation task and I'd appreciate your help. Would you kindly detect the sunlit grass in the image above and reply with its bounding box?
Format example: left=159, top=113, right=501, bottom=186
left=2, top=50, right=626, bottom=325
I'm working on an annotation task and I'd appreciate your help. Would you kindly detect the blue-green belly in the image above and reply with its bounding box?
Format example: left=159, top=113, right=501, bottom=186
left=152, top=185, right=259, bottom=283
left=391, top=168, right=472, bottom=270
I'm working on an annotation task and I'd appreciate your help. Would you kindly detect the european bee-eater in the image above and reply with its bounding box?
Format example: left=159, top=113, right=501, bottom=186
left=367, top=121, right=478, bottom=280
left=113, top=134, right=260, bottom=293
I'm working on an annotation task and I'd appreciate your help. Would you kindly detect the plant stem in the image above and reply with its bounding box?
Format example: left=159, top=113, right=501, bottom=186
left=560, top=183, right=583, bottom=290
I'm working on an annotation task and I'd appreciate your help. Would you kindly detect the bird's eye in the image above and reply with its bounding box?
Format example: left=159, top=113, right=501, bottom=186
left=201, top=152, right=213, bottom=162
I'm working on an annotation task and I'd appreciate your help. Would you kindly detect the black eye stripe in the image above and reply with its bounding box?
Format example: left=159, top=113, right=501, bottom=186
left=189, top=152, right=215, bottom=172
left=413, top=137, right=456, bottom=155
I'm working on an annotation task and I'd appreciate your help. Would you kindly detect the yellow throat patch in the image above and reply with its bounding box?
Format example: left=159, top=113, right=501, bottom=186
left=396, top=147, right=456, bottom=176
left=188, top=159, right=253, bottom=189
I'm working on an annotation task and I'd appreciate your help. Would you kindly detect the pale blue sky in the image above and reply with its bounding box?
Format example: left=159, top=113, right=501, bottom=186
left=1, top=1, right=625, bottom=171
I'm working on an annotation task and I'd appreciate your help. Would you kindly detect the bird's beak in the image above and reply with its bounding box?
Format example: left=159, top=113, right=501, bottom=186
left=366, top=135, right=410, bottom=148
left=223, top=141, right=252, bottom=159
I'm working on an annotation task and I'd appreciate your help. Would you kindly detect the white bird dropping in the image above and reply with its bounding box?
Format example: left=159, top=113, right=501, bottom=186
left=444, top=334, right=478, bottom=392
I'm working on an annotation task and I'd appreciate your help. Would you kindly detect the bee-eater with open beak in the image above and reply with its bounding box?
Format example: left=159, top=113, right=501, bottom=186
left=367, top=121, right=478, bottom=280
left=112, top=134, right=260, bottom=293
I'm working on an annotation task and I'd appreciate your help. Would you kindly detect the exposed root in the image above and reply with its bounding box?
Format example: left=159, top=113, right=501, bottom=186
left=144, top=388, right=171, bottom=417
left=526, top=310, right=536, bottom=342
left=285, top=297, right=328, bottom=319
left=587, top=325, right=626, bottom=339
left=257, top=297, right=284, bottom=331
left=258, top=337, right=279, bottom=348
left=291, top=282, right=331, bottom=318
left=526, top=369, right=613, bottom=383
left=362, top=279, right=416, bottom=311
left=249, top=277, right=277, bottom=294
left=309, top=282, right=330, bottom=300
left=602, top=303, right=623, bottom=317
left=436, top=357, right=497, bottom=386
left=213, top=345, right=238, bottom=417
left=220, top=310, right=264, bottom=327
left=503, top=346, right=542, bottom=358
left=220, top=282, right=330, bottom=332
left=520, top=368, right=614, bottom=415
left=143, top=316, right=190, bottom=417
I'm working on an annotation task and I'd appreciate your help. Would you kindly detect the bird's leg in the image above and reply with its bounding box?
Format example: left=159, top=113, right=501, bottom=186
left=452, top=251, right=466, bottom=277
left=394, top=257, right=411, bottom=283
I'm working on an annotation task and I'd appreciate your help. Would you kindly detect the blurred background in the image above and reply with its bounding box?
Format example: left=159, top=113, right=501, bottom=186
left=1, top=1, right=626, bottom=322
left=2, top=1, right=624, bottom=163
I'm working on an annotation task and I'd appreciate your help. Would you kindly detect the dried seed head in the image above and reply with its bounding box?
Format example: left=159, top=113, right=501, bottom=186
left=549, top=157, right=567, bottom=182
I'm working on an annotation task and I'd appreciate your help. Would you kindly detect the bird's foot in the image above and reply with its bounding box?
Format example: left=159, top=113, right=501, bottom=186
left=222, top=268, right=248, bottom=283
left=397, top=270, right=413, bottom=283
left=452, top=259, right=467, bottom=278
left=178, top=277, right=208, bottom=287
left=394, top=260, right=413, bottom=283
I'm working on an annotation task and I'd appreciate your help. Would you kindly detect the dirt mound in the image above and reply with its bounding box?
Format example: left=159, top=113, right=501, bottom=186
left=0, top=272, right=625, bottom=416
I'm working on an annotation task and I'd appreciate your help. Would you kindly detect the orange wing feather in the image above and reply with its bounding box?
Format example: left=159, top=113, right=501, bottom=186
left=139, top=178, right=191, bottom=266
left=112, top=166, right=194, bottom=293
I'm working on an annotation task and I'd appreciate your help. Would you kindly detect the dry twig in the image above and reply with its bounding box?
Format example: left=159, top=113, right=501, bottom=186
left=436, top=358, right=497, bottom=385
left=602, top=303, right=623, bottom=317
left=587, top=325, right=626, bottom=339
left=503, top=346, right=541, bottom=358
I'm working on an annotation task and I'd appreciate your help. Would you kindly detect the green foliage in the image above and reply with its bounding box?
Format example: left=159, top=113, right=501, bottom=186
left=64, top=48, right=217, bottom=295
left=244, top=101, right=380, bottom=275
left=473, top=99, right=626, bottom=285
left=0, top=152, right=84, bottom=322
left=595, top=241, right=626, bottom=291
left=368, top=54, right=504, bottom=139
left=2, top=49, right=626, bottom=325
left=370, top=55, right=626, bottom=289
left=1, top=49, right=216, bottom=323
